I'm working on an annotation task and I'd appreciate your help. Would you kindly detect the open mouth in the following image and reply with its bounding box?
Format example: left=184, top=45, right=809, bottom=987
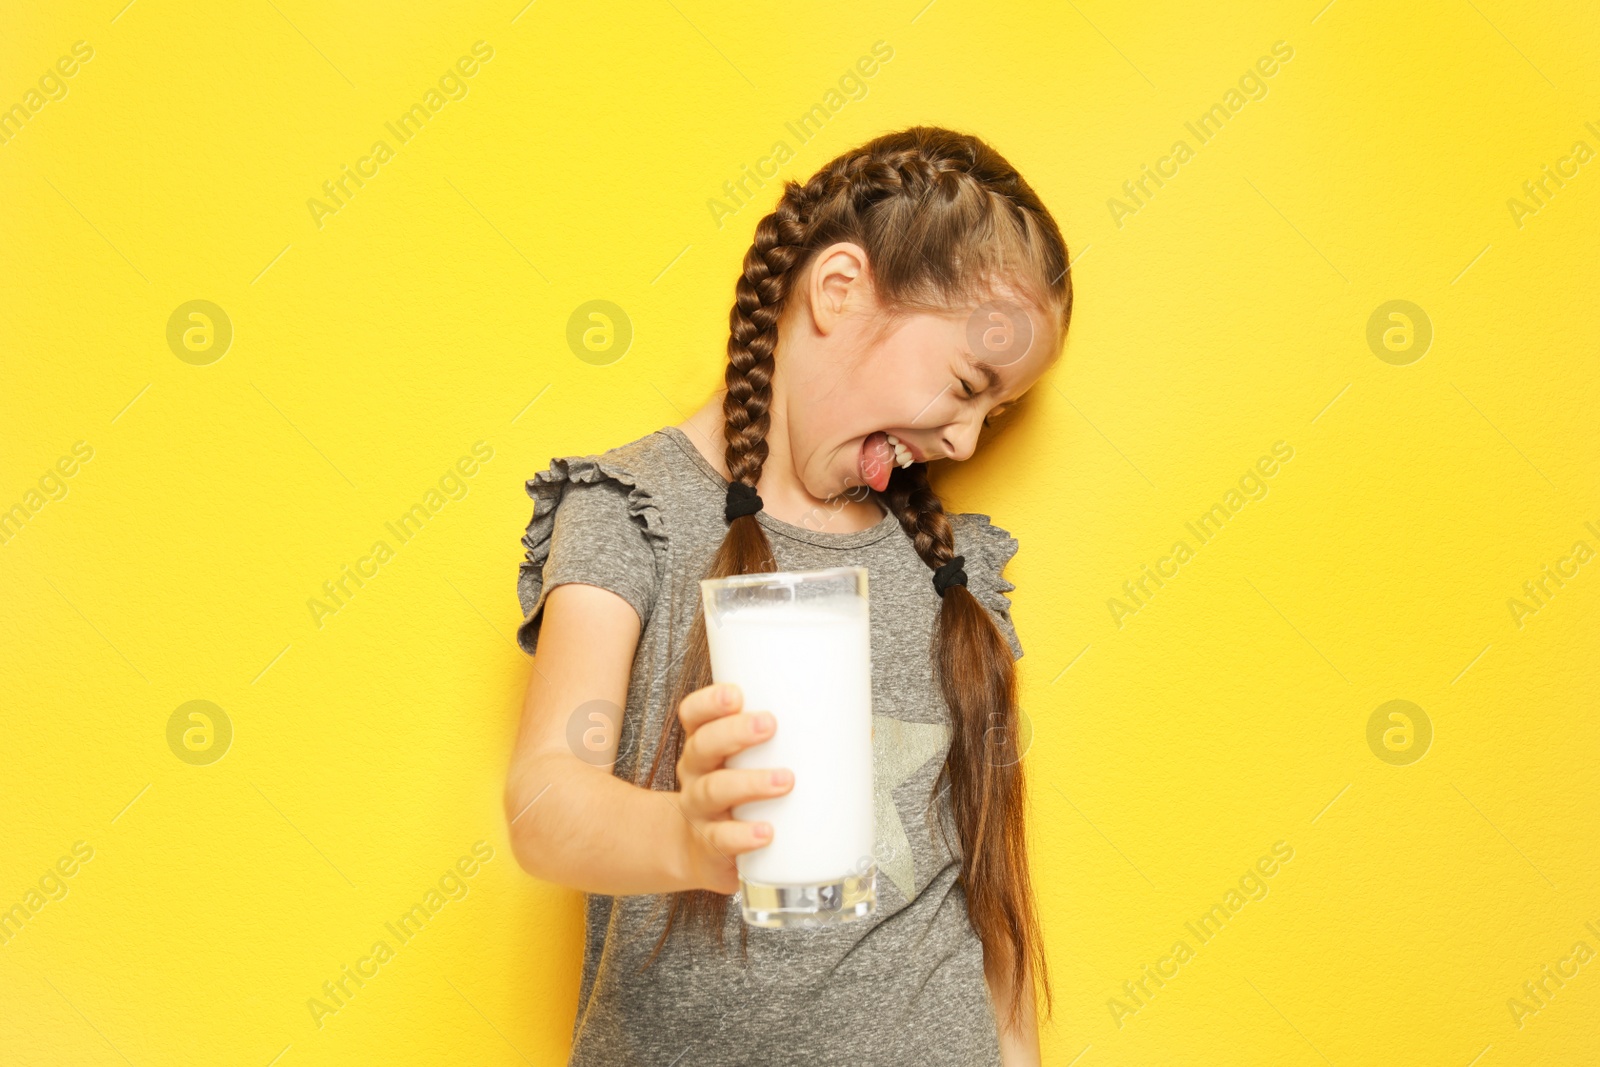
left=858, top=431, right=916, bottom=491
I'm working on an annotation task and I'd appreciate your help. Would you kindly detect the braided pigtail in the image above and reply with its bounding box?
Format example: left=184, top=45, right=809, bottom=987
left=882, top=462, right=1050, bottom=1031
left=634, top=128, right=1072, bottom=1033
left=636, top=178, right=818, bottom=968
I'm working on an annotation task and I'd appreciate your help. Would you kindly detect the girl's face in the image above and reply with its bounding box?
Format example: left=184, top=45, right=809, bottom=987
left=780, top=243, right=1061, bottom=499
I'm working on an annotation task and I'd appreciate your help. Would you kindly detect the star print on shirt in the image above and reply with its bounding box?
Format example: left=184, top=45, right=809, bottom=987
left=871, top=713, right=950, bottom=902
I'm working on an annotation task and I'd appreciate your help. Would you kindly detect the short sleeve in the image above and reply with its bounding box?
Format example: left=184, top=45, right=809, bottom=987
left=515, top=455, right=666, bottom=656
left=961, top=513, right=1024, bottom=661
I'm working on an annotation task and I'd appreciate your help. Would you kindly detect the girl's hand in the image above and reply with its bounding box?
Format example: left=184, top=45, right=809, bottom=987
left=672, top=682, right=793, bottom=894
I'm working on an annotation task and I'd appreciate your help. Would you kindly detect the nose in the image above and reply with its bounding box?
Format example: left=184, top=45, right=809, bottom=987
left=939, top=418, right=982, bottom=463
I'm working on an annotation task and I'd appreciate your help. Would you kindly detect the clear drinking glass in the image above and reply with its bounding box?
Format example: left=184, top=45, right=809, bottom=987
left=700, top=566, right=877, bottom=929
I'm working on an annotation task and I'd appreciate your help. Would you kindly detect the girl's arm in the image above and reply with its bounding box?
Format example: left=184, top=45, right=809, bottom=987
left=502, top=583, right=690, bottom=893
left=989, top=955, right=1042, bottom=1067
left=503, top=581, right=792, bottom=896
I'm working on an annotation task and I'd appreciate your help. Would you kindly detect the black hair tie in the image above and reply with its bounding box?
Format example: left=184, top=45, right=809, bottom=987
left=932, top=555, right=967, bottom=597
left=725, top=482, right=763, bottom=523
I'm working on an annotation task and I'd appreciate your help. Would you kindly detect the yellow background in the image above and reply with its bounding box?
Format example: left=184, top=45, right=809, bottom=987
left=3, top=0, right=1597, bottom=1063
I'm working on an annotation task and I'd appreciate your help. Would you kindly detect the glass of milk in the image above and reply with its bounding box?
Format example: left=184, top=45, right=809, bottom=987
left=700, top=566, right=877, bottom=929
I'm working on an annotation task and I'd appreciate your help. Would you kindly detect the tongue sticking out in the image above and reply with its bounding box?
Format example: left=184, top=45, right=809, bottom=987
left=860, top=431, right=894, bottom=492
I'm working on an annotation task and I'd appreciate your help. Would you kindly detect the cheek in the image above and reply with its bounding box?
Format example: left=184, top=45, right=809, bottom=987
left=814, top=366, right=886, bottom=429
left=858, top=359, right=945, bottom=423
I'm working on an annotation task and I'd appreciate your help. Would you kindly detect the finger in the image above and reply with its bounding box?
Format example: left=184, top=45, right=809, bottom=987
left=680, top=710, right=775, bottom=778
left=678, top=682, right=742, bottom=735
left=684, top=766, right=793, bottom=818
left=702, top=816, right=776, bottom=860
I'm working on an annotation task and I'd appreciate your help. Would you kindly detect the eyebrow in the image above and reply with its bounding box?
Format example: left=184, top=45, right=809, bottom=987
left=971, top=361, right=1003, bottom=391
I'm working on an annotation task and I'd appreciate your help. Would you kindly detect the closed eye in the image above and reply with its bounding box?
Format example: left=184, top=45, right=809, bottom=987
left=958, top=376, right=1005, bottom=426
left=983, top=400, right=1016, bottom=429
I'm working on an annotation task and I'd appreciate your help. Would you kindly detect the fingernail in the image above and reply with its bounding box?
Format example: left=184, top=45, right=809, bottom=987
left=754, top=712, right=774, bottom=734
left=720, top=686, right=735, bottom=708
left=754, top=823, right=772, bottom=839
left=771, top=769, right=792, bottom=787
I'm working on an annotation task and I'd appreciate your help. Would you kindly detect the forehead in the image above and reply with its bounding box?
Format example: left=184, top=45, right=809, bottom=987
left=878, top=303, right=1057, bottom=396
left=953, top=303, right=1056, bottom=397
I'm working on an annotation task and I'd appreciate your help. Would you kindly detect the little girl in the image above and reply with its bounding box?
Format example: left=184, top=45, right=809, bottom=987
left=505, top=125, right=1073, bottom=1066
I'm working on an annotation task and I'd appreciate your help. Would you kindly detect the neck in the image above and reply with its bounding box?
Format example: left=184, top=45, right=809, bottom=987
left=678, top=388, right=886, bottom=534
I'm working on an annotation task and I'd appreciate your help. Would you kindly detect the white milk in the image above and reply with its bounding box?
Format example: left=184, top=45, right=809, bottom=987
left=704, top=596, right=875, bottom=887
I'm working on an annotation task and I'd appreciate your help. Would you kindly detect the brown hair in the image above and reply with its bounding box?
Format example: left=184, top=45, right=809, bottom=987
left=634, top=125, right=1073, bottom=1031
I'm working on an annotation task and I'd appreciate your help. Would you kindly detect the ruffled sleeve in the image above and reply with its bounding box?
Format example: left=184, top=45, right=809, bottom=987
left=516, top=455, right=667, bottom=656
left=960, top=513, right=1024, bottom=661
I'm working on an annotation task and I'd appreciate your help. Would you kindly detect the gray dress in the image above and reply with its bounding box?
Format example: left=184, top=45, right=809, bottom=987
left=516, top=425, right=1025, bottom=1066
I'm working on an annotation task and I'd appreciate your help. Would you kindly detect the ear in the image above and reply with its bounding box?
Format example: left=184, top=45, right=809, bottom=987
left=804, top=242, right=870, bottom=336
